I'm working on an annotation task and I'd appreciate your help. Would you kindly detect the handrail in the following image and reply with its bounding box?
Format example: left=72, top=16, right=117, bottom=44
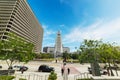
left=15, top=73, right=49, bottom=80
left=74, top=72, right=91, bottom=80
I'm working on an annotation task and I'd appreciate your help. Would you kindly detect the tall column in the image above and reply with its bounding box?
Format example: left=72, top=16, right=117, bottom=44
left=54, top=31, right=63, bottom=58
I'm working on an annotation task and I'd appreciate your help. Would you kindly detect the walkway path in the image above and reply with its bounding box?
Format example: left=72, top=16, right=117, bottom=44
left=64, top=64, right=80, bottom=74
left=3, top=60, right=120, bottom=80
left=61, top=63, right=82, bottom=80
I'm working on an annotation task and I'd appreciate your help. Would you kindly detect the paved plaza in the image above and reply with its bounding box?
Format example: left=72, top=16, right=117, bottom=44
left=1, top=60, right=120, bottom=80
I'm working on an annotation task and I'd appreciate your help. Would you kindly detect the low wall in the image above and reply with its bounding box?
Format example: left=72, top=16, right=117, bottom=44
left=92, top=76, right=120, bottom=80
left=0, top=70, right=15, bottom=75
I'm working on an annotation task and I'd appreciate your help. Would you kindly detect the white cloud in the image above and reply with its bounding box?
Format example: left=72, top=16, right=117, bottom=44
left=43, top=42, right=55, bottom=47
left=42, top=25, right=55, bottom=37
left=42, top=24, right=56, bottom=48
left=63, top=18, right=120, bottom=51
left=42, top=18, right=120, bottom=52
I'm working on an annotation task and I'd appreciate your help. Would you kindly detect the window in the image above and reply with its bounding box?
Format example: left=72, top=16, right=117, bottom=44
left=4, top=33, right=8, bottom=35
left=6, top=29, right=10, bottom=31
left=7, top=25, right=11, bottom=28
left=10, top=19, right=13, bottom=21
left=3, top=36, right=7, bottom=39
left=12, top=13, right=15, bottom=15
left=11, top=16, right=14, bottom=18
left=9, top=22, right=12, bottom=25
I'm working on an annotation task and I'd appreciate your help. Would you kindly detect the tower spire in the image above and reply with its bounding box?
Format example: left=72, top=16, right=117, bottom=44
left=54, top=31, right=63, bottom=57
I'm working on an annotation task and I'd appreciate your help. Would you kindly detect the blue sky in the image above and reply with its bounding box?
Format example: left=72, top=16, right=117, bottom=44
left=28, top=0, right=120, bottom=52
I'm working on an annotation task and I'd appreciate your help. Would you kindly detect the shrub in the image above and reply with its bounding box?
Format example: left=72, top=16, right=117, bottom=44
left=0, top=75, right=15, bottom=80
left=48, top=71, right=57, bottom=80
left=66, top=59, right=79, bottom=63
left=19, top=78, right=27, bottom=80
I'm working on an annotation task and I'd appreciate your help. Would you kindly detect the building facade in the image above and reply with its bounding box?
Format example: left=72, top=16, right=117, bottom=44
left=0, top=0, right=43, bottom=53
left=43, top=47, right=70, bottom=54
left=43, top=31, right=70, bottom=57
left=43, top=47, right=55, bottom=53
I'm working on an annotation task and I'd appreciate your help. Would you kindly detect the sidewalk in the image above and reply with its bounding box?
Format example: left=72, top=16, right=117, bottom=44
left=13, top=61, right=89, bottom=80
left=1, top=60, right=120, bottom=80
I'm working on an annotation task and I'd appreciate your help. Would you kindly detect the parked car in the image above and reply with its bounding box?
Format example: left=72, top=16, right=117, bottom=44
left=38, top=64, right=54, bottom=72
left=13, top=65, right=22, bottom=71
left=88, top=67, right=92, bottom=74
left=8, top=65, right=28, bottom=71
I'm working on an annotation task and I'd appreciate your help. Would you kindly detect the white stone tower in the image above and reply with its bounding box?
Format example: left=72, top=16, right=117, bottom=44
left=54, top=31, right=63, bottom=57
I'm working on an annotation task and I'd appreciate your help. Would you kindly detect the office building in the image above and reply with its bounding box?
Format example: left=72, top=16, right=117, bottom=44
left=0, top=0, right=43, bottom=53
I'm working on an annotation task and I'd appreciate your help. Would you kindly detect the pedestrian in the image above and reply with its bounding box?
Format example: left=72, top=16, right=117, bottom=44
left=107, top=67, right=110, bottom=76
left=67, top=68, right=70, bottom=74
left=61, top=68, right=64, bottom=75
left=56, top=59, right=57, bottom=63
left=21, top=67, right=24, bottom=74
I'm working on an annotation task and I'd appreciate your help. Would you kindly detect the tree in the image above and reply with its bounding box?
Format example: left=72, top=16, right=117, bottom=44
left=0, top=33, right=35, bottom=69
left=114, top=46, right=120, bottom=76
left=79, top=39, right=120, bottom=76
left=79, top=39, right=102, bottom=63
left=71, top=53, right=79, bottom=59
left=62, top=51, right=70, bottom=60
left=79, top=39, right=102, bottom=76
left=99, top=43, right=120, bottom=76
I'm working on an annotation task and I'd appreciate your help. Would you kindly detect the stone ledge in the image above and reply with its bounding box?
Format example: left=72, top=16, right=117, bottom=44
left=92, top=76, right=120, bottom=80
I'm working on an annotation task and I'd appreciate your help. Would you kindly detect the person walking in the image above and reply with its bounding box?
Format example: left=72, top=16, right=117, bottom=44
left=21, top=67, right=24, bottom=74
left=56, top=59, right=57, bottom=63
left=67, top=68, right=70, bottom=74
left=61, top=68, right=64, bottom=75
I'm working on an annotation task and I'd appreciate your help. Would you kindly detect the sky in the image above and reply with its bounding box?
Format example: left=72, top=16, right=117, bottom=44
left=28, top=0, right=120, bottom=52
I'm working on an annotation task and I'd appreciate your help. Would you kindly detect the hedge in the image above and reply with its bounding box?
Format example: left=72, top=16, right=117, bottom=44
left=19, top=78, right=27, bottom=80
left=0, top=75, right=15, bottom=80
